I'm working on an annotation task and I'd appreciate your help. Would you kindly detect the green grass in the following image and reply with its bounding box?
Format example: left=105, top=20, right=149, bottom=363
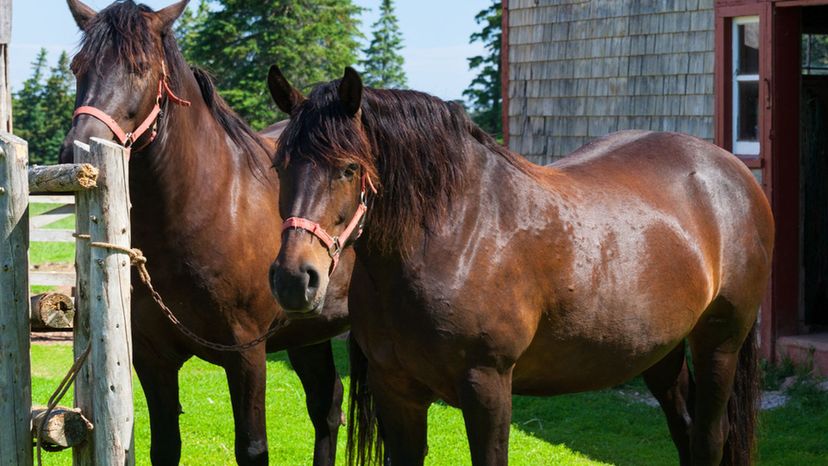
left=30, top=342, right=828, bottom=465
left=28, top=203, right=76, bottom=294
left=29, top=203, right=75, bottom=267
left=25, top=202, right=828, bottom=464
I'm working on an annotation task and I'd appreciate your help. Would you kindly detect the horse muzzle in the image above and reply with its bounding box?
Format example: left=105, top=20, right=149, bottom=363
left=268, top=261, right=327, bottom=317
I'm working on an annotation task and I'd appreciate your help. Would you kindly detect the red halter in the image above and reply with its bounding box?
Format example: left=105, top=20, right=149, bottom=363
left=72, top=61, right=191, bottom=152
left=281, top=172, right=377, bottom=274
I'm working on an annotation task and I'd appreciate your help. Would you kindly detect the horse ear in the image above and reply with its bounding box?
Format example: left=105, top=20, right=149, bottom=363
left=66, top=0, right=96, bottom=31
left=268, top=65, right=306, bottom=115
left=338, top=67, right=363, bottom=116
left=156, top=0, right=190, bottom=31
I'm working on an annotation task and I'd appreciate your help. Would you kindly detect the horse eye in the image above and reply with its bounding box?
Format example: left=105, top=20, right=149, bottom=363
left=342, top=163, right=359, bottom=179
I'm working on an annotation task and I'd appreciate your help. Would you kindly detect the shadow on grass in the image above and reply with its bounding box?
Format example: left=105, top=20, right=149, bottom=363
left=270, top=339, right=677, bottom=465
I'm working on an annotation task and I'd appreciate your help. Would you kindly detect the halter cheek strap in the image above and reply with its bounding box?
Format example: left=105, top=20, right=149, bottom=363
left=72, top=61, right=191, bottom=152
left=282, top=172, right=377, bottom=275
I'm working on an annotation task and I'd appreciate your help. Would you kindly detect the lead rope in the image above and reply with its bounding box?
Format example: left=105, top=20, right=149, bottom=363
left=35, top=343, right=91, bottom=465
left=33, top=243, right=288, bottom=465
left=73, top=234, right=291, bottom=352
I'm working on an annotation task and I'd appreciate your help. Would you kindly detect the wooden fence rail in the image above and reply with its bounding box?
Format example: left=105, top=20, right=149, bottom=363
left=0, top=132, right=134, bottom=466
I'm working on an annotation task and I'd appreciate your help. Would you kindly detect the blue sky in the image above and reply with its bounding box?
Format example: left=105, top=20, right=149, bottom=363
left=9, top=0, right=489, bottom=100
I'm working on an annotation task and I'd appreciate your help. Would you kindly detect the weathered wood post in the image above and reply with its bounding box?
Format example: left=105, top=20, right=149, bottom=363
left=0, top=0, right=12, bottom=132
left=72, top=141, right=93, bottom=466
left=0, top=132, right=32, bottom=465
left=73, top=138, right=134, bottom=466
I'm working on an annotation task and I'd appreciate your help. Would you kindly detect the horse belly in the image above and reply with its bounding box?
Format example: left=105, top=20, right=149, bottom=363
left=511, top=302, right=698, bottom=395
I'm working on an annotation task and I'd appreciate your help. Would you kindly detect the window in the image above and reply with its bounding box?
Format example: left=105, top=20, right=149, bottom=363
left=732, top=17, right=760, bottom=156
left=802, top=33, right=828, bottom=75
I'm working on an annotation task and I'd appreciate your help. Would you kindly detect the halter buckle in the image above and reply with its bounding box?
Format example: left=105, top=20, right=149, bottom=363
left=123, top=132, right=134, bottom=148
left=327, top=237, right=342, bottom=259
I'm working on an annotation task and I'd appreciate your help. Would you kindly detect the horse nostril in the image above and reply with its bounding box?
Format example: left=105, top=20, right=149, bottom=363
left=302, top=263, right=321, bottom=294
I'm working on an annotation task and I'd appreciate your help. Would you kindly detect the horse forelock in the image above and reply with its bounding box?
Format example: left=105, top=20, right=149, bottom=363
left=275, top=82, right=529, bottom=254
left=72, top=1, right=160, bottom=77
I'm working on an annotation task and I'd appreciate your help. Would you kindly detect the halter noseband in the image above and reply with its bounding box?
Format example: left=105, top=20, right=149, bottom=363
left=72, top=61, right=191, bottom=152
left=281, top=171, right=377, bottom=275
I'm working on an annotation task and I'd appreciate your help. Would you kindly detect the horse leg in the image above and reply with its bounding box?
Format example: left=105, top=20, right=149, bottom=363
left=287, top=340, right=344, bottom=466
left=642, top=343, right=693, bottom=466
left=687, top=298, right=752, bottom=466
left=370, top=373, right=431, bottom=466
left=224, top=346, right=269, bottom=466
left=133, top=338, right=186, bottom=466
left=458, top=366, right=514, bottom=466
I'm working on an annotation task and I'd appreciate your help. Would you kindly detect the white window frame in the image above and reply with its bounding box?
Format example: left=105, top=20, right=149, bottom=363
left=732, top=16, right=760, bottom=156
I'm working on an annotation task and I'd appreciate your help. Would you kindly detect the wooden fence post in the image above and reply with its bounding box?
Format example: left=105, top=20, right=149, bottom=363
left=0, top=0, right=12, bottom=133
left=72, top=141, right=93, bottom=466
left=73, top=138, right=134, bottom=465
left=0, top=132, right=32, bottom=465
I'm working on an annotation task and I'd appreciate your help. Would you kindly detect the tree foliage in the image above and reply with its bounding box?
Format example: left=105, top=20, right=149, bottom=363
left=464, top=1, right=502, bottom=138
left=12, top=49, right=75, bottom=165
left=177, top=0, right=363, bottom=129
left=360, top=0, right=407, bottom=89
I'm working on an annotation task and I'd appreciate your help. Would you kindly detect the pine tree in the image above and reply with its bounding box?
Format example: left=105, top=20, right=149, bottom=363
left=177, top=0, right=363, bottom=128
left=41, top=52, right=76, bottom=164
left=12, top=49, right=76, bottom=165
left=174, top=0, right=209, bottom=54
left=13, top=49, right=50, bottom=164
left=360, top=0, right=407, bottom=89
left=464, top=1, right=502, bottom=138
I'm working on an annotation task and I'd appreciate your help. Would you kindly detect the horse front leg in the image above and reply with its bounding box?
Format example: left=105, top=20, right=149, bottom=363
left=133, top=336, right=187, bottom=466
left=224, top=345, right=269, bottom=466
left=288, top=340, right=344, bottom=466
left=458, top=366, right=514, bottom=466
left=370, top=371, right=431, bottom=466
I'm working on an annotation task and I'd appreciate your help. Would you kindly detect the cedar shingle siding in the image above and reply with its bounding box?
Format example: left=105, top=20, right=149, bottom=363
left=507, top=0, right=715, bottom=164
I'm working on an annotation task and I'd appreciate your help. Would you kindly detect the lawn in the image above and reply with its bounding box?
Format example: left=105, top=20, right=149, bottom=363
left=30, top=341, right=828, bottom=465
left=26, top=203, right=828, bottom=464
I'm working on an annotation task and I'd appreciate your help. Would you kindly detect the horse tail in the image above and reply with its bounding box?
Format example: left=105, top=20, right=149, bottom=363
left=347, top=334, right=383, bottom=466
left=722, top=323, right=760, bottom=466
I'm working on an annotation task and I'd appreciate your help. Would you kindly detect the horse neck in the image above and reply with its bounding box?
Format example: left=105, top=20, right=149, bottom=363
left=129, top=68, right=268, bottom=233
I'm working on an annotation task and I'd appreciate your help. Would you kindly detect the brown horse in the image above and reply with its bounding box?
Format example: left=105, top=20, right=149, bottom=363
left=266, top=66, right=774, bottom=466
left=59, top=2, right=353, bottom=465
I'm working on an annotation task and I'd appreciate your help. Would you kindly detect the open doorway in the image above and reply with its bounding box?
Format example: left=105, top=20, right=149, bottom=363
left=800, top=6, right=828, bottom=330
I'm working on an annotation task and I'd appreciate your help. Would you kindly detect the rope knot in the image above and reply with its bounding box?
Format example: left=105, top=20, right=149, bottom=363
left=128, top=248, right=147, bottom=266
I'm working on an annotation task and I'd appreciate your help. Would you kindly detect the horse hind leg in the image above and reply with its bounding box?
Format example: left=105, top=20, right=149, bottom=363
left=288, top=340, right=344, bottom=466
left=687, top=296, right=760, bottom=466
left=642, top=342, right=693, bottom=466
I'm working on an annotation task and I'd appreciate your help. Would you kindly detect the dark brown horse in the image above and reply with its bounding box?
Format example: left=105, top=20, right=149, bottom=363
left=266, top=66, right=774, bottom=466
left=59, top=2, right=353, bottom=464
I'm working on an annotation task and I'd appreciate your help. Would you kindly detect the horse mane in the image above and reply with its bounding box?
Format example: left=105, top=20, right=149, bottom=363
left=71, top=1, right=268, bottom=175
left=275, top=82, right=533, bottom=253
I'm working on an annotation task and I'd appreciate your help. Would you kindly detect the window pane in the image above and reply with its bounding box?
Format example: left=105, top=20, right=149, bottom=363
left=803, top=34, right=828, bottom=75
left=738, top=23, right=759, bottom=75
left=738, top=81, right=759, bottom=142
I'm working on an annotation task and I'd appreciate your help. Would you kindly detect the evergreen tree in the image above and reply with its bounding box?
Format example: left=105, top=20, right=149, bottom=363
left=177, top=0, right=363, bottom=128
left=174, top=0, right=209, bottom=53
left=13, top=49, right=50, bottom=164
left=464, top=1, right=502, bottom=138
left=12, top=49, right=76, bottom=165
left=41, top=52, right=76, bottom=163
left=360, top=0, right=407, bottom=89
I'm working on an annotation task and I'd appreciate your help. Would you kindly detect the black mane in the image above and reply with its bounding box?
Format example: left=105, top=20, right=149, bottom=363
left=275, top=81, right=532, bottom=253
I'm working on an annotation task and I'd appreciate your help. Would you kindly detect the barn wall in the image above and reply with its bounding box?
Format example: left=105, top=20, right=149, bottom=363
left=507, top=0, right=715, bottom=164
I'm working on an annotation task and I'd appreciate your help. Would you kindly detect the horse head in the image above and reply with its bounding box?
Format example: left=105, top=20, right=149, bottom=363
left=60, top=0, right=190, bottom=162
